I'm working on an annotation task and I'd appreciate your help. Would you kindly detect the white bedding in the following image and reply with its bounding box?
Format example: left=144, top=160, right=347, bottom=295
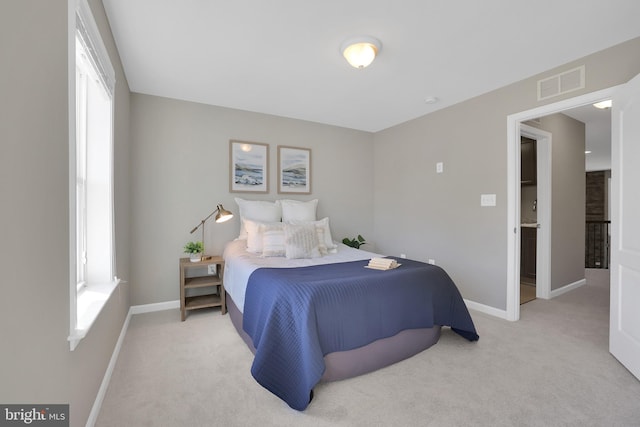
left=223, top=239, right=383, bottom=313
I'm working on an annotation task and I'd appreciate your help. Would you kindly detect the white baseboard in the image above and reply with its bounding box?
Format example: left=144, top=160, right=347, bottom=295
left=85, top=300, right=179, bottom=426
left=463, top=278, right=588, bottom=323
left=464, top=299, right=509, bottom=320
left=549, top=278, right=586, bottom=298
left=130, top=300, right=180, bottom=315
left=85, top=308, right=132, bottom=427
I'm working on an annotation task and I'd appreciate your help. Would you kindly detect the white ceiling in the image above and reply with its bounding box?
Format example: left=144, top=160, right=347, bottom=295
left=102, top=0, right=640, bottom=133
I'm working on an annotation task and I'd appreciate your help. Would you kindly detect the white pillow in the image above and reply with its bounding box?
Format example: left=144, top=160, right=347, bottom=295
left=235, top=198, right=282, bottom=239
left=286, top=217, right=337, bottom=253
left=243, top=219, right=264, bottom=254
left=284, top=223, right=322, bottom=259
left=315, top=226, right=328, bottom=256
left=261, top=223, right=285, bottom=257
left=279, top=199, right=317, bottom=222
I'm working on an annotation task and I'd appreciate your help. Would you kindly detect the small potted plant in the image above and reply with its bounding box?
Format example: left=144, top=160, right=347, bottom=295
left=184, top=241, right=204, bottom=262
left=342, top=235, right=366, bottom=249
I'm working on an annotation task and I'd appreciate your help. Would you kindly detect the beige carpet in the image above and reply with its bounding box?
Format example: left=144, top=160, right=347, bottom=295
left=96, top=269, right=640, bottom=426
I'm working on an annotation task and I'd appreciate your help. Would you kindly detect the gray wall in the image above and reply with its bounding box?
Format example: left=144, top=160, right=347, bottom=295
left=372, top=37, right=640, bottom=310
left=0, top=1, right=131, bottom=426
left=129, top=94, right=374, bottom=305
left=534, top=113, right=586, bottom=290
left=1, top=1, right=639, bottom=424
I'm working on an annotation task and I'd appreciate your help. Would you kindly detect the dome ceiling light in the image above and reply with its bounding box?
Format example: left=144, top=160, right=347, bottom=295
left=340, top=36, right=382, bottom=69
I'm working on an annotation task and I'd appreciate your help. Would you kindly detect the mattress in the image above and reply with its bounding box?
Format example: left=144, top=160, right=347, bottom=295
left=223, top=238, right=384, bottom=313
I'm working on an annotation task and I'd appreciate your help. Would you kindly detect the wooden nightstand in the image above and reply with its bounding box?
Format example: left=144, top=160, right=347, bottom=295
left=179, top=256, right=226, bottom=321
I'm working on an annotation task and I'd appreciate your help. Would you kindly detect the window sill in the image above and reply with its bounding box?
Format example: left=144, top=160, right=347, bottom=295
left=68, top=277, right=121, bottom=351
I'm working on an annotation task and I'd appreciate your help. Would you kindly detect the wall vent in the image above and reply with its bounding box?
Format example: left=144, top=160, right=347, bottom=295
left=537, top=65, right=585, bottom=101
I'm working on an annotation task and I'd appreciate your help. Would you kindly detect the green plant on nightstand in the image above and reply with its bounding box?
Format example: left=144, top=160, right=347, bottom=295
left=184, top=241, right=204, bottom=262
left=342, top=235, right=366, bottom=249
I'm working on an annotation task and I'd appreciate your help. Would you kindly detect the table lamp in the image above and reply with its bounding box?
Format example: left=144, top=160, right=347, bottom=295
left=190, top=204, right=234, bottom=260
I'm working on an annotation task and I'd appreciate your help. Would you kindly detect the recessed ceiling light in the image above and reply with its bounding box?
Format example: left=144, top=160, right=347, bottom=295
left=424, top=97, right=439, bottom=104
left=585, top=150, right=592, bottom=154
left=593, top=100, right=612, bottom=109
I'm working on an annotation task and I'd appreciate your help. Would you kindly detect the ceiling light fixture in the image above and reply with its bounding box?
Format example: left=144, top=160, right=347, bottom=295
left=593, top=100, right=612, bottom=109
left=340, top=36, right=382, bottom=69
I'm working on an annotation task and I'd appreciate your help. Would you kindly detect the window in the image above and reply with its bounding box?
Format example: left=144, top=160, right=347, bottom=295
left=69, top=0, right=118, bottom=351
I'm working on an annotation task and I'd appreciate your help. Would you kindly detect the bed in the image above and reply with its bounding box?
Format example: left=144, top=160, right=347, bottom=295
left=223, top=237, right=479, bottom=410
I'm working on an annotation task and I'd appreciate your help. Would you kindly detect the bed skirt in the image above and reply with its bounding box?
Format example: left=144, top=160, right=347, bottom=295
left=227, top=294, right=442, bottom=382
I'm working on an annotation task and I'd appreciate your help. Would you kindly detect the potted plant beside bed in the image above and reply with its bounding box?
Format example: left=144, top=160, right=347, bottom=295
left=184, top=241, right=204, bottom=262
left=342, top=235, right=366, bottom=249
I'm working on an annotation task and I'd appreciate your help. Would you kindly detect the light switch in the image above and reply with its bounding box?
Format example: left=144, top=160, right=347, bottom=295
left=436, top=162, right=443, bottom=173
left=481, top=194, right=496, bottom=207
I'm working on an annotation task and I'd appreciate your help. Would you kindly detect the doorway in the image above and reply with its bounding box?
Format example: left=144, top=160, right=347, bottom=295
left=518, top=123, right=553, bottom=299
left=519, top=134, right=536, bottom=304
left=506, top=86, right=618, bottom=321
left=519, top=126, right=552, bottom=305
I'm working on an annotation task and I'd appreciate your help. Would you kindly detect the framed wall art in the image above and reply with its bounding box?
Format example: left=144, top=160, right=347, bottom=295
left=278, top=145, right=311, bottom=194
left=229, top=140, right=269, bottom=193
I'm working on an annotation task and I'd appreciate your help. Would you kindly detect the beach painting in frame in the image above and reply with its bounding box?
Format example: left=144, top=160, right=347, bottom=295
left=229, top=140, right=269, bottom=193
left=278, top=146, right=311, bottom=194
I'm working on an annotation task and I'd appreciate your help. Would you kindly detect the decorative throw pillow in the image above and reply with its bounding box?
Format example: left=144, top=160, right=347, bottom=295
left=278, top=199, right=318, bottom=222
left=315, top=226, right=328, bottom=256
left=261, top=223, right=286, bottom=257
left=235, top=197, right=281, bottom=239
left=286, top=217, right=337, bottom=253
left=284, top=223, right=322, bottom=259
left=243, top=218, right=265, bottom=254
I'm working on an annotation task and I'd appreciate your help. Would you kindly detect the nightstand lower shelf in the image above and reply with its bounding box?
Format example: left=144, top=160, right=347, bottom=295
left=185, top=293, right=222, bottom=310
left=180, top=256, right=226, bottom=321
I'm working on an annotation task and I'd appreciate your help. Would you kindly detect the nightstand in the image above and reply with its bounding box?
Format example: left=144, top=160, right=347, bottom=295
left=179, top=256, right=226, bottom=321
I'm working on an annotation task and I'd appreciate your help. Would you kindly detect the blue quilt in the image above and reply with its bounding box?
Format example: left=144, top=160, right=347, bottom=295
left=242, top=257, right=479, bottom=410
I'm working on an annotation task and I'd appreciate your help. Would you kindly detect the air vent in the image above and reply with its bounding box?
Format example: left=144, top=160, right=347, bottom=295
left=537, top=65, right=585, bottom=101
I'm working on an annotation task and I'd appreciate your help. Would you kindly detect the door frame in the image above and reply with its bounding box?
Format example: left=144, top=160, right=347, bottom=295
left=520, top=124, right=552, bottom=301
left=506, top=86, right=620, bottom=321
